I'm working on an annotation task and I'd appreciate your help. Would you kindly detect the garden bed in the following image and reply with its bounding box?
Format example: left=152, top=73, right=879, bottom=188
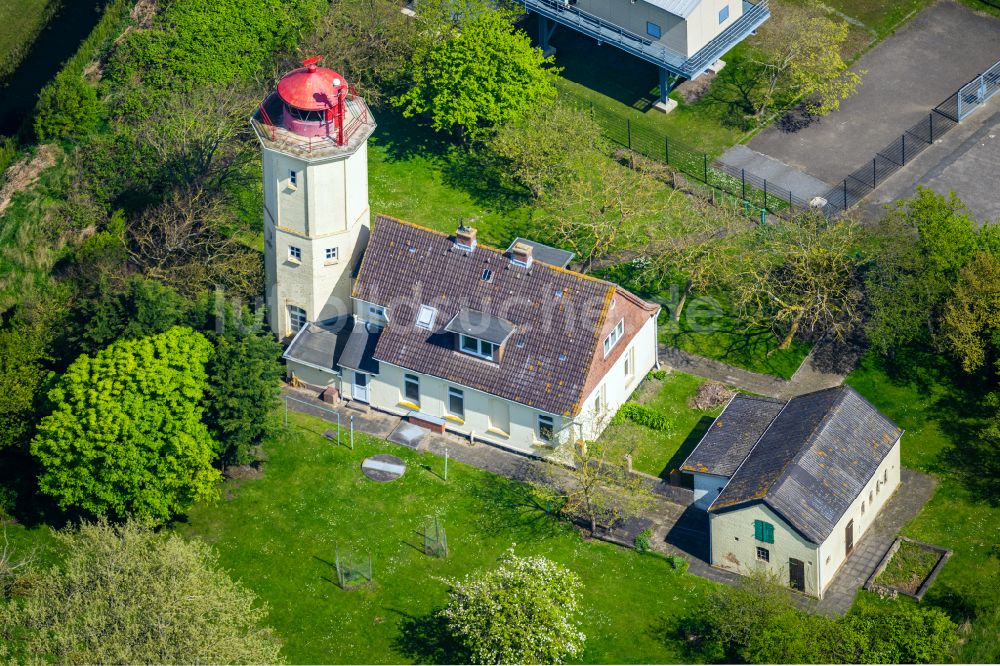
left=866, top=536, right=951, bottom=600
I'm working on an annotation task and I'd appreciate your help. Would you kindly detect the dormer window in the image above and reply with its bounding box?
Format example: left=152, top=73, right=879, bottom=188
left=368, top=304, right=386, bottom=321
left=416, top=305, right=438, bottom=330
left=445, top=308, right=515, bottom=363
left=460, top=335, right=496, bottom=360
left=603, top=318, right=625, bottom=357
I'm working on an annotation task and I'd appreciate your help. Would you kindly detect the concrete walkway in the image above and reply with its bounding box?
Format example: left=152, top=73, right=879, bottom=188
left=716, top=144, right=833, bottom=200
left=658, top=341, right=849, bottom=400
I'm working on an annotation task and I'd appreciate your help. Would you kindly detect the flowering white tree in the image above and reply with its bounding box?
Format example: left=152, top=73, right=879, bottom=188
left=440, top=548, right=586, bottom=664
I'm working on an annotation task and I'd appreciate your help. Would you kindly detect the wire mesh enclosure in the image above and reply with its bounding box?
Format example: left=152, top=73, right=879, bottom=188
left=423, top=516, right=449, bottom=558
left=335, top=545, right=372, bottom=589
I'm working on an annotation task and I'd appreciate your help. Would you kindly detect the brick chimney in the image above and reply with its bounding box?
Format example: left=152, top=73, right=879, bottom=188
left=455, top=224, right=477, bottom=251
left=509, top=241, right=533, bottom=268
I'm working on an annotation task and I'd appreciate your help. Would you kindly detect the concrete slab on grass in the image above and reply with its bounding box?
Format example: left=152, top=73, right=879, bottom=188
left=716, top=144, right=833, bottom=200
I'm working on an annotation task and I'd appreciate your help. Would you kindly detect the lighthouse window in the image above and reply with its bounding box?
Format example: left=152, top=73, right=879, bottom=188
left=288, top=246, right=302, bottom=262
left=325, top=247, right=338, bottom=261
left=289, top=305, right=307, bottom=333
left=289, top=170, right=298, bottom=187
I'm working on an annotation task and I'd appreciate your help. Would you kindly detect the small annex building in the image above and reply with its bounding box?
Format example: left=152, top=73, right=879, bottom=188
left=681, top=386, right=903, bottom=598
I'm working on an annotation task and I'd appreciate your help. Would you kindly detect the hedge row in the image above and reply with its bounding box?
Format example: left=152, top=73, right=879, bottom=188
left=610, top=403, right=673, bottom=431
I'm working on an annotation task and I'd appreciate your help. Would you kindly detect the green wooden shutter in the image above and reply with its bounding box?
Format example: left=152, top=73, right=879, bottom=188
left=754, top=519, right=775, bottom=544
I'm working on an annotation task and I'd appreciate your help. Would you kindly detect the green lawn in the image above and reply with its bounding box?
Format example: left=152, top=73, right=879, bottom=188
left=367, top=109, right=533, bottom=248
left=601, top=372, right=722, bottom=477
left=0, top=0, right=59, bottom=81
left=846, top=351, right=1000, bottom=663
left=660, top=297, right=809, bottom=380
left=176, top=412, right=715, bottom=664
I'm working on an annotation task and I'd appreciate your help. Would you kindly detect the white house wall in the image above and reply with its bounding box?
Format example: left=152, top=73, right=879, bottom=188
left=709, top=502, right=822, bottom=597
left=285, top=358, right=340, bottom=392
left=576, top=314, right=659, bottom=441
left=685, top=0, right=742, bottom=56
left=369, top=362, right=570, bottom=455
left=816, top=438, right=902, bottom=593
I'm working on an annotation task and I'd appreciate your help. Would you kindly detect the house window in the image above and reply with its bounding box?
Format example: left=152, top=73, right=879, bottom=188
left=325, top=247, right=338, bottom=261
left=403, top=373, right=420, bottom=404
left=537, top=414, right=555, bottom=443
left=884, top=469, right=888, bottom=483
left=416, top=305, right=438, bottom=330
left=288, top=246, right=302, bottom=261
left=870, top=490, right=874, bottom=503
left=459, top=335, right=496, bottom=361
left=289, top=170, right=298, bottom=187
left=603, top=318, right=625, bottom=357
left=448, top=387, right=465, bottom=419
left=861, top=501, right=866, bottom=514
left=646, top=21, right=661, bottom=38
left=368, top=304, right=386, bottom=320
left=756, top=546, right=770, bottom=562
left=876, top=480, right=882, bottom=494
left=624, top=347, right=635, bottom=379
left=754, top=519, right=775, bottom=544
left=288, top=305, right=307, bottom=333
left=719, top=4, right=729, bottom=23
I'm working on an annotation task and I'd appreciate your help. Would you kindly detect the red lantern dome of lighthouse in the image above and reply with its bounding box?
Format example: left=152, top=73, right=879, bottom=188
left=277, top=56, right=347, bottom=112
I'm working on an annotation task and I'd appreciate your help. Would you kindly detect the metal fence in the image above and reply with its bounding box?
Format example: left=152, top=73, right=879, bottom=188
left=578, top=99, right=813, bottom=217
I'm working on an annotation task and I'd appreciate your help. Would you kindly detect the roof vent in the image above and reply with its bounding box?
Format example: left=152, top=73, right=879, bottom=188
left=454, top=224, right=477, bottom=252
left=509, top=241, right=533, bottom=268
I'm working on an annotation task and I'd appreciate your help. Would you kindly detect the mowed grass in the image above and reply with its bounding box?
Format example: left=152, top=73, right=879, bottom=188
left=541, top=25, right=745, bottom=157
left=601, top=372, right=721, bottom=477
left=0, top=0, right=58, bottom=81
left=660, top=297, right=809, bottom=379
left=180, top=412, right=715, bottom=664
left=846, top=352, right=1000, bottom=663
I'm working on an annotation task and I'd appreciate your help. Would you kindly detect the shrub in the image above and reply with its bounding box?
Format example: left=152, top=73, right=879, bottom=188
left=646, top=369, right=670, bottom=381
left=666, top=555, right=688, bottom=573
left=611, top=403, right=674, bottom=431
left=634, top=528, right=653, bottom=553
left=34, top=73, right=102, bottom=142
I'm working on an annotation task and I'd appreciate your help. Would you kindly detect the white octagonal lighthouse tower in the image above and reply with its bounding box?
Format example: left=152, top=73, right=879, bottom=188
left=252, top=56, right=376, bottom=338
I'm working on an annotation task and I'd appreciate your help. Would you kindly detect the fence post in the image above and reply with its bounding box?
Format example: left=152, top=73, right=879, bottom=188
left=788, top=189, right=793, bottom=209
left=284, top=397, right=288, bottom=427
left=843, top=179, right=848, bottom=210
left=627, top=118, right=632, bottom=151
left=444, top=448, right=449, bottom=481
left=741, top=168, right=746, bottom=200
left=902, top=133, right=906, bottom=165
left=665, top=136, right=669, bottom=164
left=349, top=415, right=354, bottom=449
left=929, top=112, right=934, bottom=143
left=873, top=159, right=877, bottom=188
left=763, top=179, right=768, bottom=211
left=703, top=154, right=708, bottom=183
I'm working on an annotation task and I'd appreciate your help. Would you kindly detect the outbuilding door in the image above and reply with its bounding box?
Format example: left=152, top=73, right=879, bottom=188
left=788, top=558, right=805, bottom=592
left=352, top=372, right=369, bottom=403
left=845, top=520, right=855, bottom=554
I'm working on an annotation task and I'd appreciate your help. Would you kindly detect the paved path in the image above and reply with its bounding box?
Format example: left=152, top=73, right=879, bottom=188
left=658, top=342, right=849, bottom=400
left=717, top=144, right=834, bottom=198
left=804, top=469, right=938, bottom=615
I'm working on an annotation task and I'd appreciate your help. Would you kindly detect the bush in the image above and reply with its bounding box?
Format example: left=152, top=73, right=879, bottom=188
left=34, top=73, right=102, bottom=142
left=611, top=403, right=673, bottom=431
left=666, top=555, right=688, bottom=573
left=634, top=528, right=653, bottom=553
left=646, top=369, right=670, bottom=381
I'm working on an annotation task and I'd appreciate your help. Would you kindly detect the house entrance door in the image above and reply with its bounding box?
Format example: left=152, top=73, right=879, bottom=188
left=845, top=520, right=854, bottom=554
left=789, top=558, right=805, bottom=592
left=352, top=372, right=369, bottom=403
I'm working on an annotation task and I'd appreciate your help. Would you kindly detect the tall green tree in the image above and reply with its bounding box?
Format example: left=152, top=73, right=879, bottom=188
left=31, top=326, right=220, bottom=522
left=440, top=548, right=585, bottom=664
left=865, top=188, right=984, bottom=354
left=394, top=10, right=557, bottom=141
left=0, top=519, right=284, bottom=664
left=204, top=317, right=284, bottom=467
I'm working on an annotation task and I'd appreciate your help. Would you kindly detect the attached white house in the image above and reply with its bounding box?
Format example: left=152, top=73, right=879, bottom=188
left=681, top=386, right=903, bottom=598
left=283, top=217, right=661, bottom=456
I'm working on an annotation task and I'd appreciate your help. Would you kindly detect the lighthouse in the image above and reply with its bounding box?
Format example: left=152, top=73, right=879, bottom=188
left=251, top=57, right=377, bottom=338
